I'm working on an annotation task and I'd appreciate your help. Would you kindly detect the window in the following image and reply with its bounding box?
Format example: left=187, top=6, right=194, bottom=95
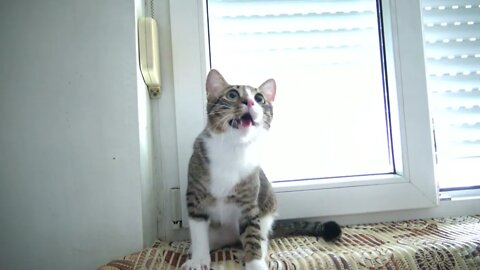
left=169, top=0, right=438, bottom=222
left=421, top=0, right=480, bottom=190
left=207, top=0, right=394, bottom=181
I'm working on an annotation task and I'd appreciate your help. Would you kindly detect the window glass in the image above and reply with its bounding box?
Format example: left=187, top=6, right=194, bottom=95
left=207, top=0, right=394, bottom=181
left=421, top=0, right=480, bottom=189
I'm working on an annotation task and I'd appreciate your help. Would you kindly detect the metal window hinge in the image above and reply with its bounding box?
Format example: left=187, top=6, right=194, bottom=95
left=432, top=118, right=438, bottom=164
left=170, top=188, right=183, bottom=229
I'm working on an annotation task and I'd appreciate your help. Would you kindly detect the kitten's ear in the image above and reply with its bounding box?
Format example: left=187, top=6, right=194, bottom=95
left=206, top=69, right=229, bottom=98
left=259, top=79, right=276, bottom=102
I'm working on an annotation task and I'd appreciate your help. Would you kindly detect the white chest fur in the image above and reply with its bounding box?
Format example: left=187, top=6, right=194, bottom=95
left=204, top=131, right=263, bottom=199
left=207, top=200, right=241, bottom=225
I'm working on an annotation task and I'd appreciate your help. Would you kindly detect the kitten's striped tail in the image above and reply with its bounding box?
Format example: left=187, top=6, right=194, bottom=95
left=271, top=220, right=342, bottom=242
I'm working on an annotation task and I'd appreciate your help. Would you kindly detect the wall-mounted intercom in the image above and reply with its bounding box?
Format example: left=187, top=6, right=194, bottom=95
left=138, top=17, right=161, bottom=98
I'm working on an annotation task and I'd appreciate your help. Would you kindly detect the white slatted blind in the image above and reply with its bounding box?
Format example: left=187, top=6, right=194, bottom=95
left=207, top=0, right=394, bottom=181
left=421, top=0, right=480, bottom=188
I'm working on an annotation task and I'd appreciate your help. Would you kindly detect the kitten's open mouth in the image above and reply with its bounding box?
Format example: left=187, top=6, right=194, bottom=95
left=228, top=113, right=255, bottom=129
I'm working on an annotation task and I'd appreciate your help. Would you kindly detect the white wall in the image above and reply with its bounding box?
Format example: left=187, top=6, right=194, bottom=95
left=149, top=0, right=190, bottom=242
left=149, top=0, right=179, bottom=241
left=0, top=0, right=156, bottom=269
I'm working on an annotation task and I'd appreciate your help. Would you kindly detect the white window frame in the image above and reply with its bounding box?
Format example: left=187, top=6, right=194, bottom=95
left=169, top=0, right=439, bottom=223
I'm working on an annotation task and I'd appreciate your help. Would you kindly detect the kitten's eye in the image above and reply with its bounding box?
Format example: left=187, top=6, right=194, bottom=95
left=226, top=89, right=240, bottom=101
left=254, top=93, right=265, bottom=104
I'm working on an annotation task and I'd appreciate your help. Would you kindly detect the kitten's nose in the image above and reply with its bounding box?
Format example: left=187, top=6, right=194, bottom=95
left=243, top=99, right=254, bottom=108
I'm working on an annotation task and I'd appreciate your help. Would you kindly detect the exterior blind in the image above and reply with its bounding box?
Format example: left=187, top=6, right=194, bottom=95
left=207, top=0, right=394, bottom=181
left=207, top=0, right=380, bottom=71
left=421, top=0, right=480, bottom=188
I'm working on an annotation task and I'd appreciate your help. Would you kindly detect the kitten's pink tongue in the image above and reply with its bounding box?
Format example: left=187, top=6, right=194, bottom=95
left=240, top=113, right=254, bottom=128
left=241, top=119, right=252, bottom=128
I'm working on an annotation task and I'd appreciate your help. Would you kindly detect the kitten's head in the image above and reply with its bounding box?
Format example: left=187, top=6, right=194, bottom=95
left=205, top=69, right=276, bottom=139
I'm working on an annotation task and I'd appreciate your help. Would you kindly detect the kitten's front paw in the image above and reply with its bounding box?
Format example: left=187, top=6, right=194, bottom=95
left=181, top=258, right=210, bottom=270
left=245, top=259, right=268, bottom=270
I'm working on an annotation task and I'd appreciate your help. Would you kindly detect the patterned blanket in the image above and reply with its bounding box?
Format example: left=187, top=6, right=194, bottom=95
left=99, top=215, right=480, bottom=269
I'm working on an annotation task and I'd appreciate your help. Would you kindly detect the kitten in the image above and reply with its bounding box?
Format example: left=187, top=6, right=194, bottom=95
left=182, top=70, right=341, bottom=270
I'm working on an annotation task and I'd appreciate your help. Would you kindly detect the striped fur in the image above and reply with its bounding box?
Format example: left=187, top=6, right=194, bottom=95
left=182, top=70, right=277, bottom=270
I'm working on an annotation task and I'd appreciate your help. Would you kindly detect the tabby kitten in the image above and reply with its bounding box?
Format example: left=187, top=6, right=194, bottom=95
left=182, top=70, right=341, bottom=270
left=182, top=69, right=277, bottom=270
